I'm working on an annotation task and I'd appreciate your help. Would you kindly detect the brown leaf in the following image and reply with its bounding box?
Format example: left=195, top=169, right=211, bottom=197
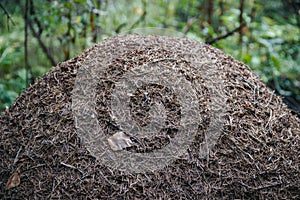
left=108, top=131, right=134, bottom=151
left=5, top=168, right=20, bottom=190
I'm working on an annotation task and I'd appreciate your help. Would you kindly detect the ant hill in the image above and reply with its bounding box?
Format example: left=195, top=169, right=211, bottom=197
left=1, top=35, right=299, bottom=199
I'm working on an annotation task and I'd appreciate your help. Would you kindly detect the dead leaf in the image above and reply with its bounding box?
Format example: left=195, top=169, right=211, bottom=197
left=108, top=131, right=134, bottom=151
left=5, top=168, right=20, bottom=190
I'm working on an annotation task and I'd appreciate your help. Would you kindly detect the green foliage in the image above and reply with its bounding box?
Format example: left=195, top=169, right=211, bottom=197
left=0, top=68, right=28, bottom=110
left=0, top=0, right=299, bottom=114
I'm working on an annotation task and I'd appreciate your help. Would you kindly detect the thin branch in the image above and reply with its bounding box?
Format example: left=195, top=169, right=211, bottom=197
left=0, top=2, right=16, bottom=30
left=91, top=0, right=102, bottom=42
left=24, top=0, right=31, bottom=86
left=183, top=18, right=197, bottom=34
left=29, top=0, right=43, bottom=36
left=128, top=0, right=147, bottom=31
left=206, top=22, right=246, bottom=45
left=115, top=22, right=127, bottom=33
left=62, top=8, right=72, bottom=60
left=239, top=0, right=245, bottom=44
left=28, top=22, right=56, bottom=66
left=28, top=0, right=56, bottom=66
left=207, top=0, right=214, bottom=26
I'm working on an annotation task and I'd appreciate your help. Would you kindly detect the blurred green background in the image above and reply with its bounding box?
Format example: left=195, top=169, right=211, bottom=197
left=0, top=0, right=299, bottom=116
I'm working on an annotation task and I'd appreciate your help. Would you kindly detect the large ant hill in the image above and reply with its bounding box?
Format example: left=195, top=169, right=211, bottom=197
left=1, top=35, right=299, bottom=199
